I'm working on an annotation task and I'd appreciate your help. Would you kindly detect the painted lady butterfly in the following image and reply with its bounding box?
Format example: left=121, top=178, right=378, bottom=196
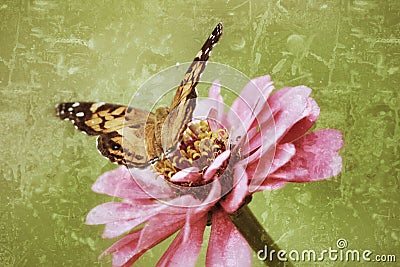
left=56, top=23, right=223, bottom=168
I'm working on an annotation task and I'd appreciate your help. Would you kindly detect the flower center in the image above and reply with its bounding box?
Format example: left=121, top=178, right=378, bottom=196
left=153, top=120, right=229, bottom=187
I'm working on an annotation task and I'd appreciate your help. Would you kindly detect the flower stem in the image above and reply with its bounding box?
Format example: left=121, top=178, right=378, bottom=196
left=229, top=203, right=293, bottom=267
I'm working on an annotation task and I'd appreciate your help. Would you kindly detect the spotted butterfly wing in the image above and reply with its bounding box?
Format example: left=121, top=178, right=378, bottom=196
left=56, top=102, right=154, bottom=167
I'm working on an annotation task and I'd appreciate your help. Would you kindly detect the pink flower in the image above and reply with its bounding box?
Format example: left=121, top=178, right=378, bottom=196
left=86, top=75, right=343, bottom=266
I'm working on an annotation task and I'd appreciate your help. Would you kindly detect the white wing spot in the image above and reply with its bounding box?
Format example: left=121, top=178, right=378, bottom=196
left=76, top=112, right=84, bottom=117
left=195, top=50, right=202, bottom=58
left=68, top=107, right=73, bottom=112
left=72, top=102, right=80, bottom=107
left=96, top=136, right=115, bottom=161
left=90, top=102, right=105, bottom=113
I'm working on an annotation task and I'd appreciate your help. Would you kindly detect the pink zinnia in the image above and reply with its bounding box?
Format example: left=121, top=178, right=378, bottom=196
left=86, top=75, right=343, bottom=266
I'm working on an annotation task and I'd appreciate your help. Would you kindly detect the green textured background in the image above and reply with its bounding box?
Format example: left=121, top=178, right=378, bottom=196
left=1, top=0, right=399, bottom=266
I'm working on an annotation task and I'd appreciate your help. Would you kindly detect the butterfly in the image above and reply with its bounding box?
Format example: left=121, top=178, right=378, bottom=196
left=56, top=23, right=223, bottom=168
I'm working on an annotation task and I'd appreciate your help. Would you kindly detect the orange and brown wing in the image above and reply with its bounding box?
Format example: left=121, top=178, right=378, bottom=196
left=160, top=23, right=223, bottom=154
left=56, top=102, right=154, bottom=168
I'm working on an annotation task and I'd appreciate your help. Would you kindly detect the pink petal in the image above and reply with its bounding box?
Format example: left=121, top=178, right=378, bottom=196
left=247, top=143, right=295, bottom=192
left=86, top=202, right=157, bottom=225
left=272, top=91, right=308, bottom=143
left=241, top=118, right=274, bottom=158
left=132, top=213, right=187, bottom=257
left=99, top=231, right=141, bottom=263
left=246, top=88, right=318, bottom=178
left=194, top=81, right=226, bottom=124
left=156, top=214, right=207, bottom=267
left=238, top=101, right=275, bottom=155
left=203, top=150, right=231, bottom=182
left=103, top=220, right=144, bottom=239
left=270, top=129, right=343, bottom=182
left=242, top=87, right=313, bottom=187
left=244, top=133, right=276, bottom=192
left=170, top=167, right=200, bottom=183
left=104, top=203, right=194, bottom=266
left=227, top=76, right=274, bottom=142
left=219, top=161, right=248, bottom=213
left=269, top=143, right=296, bottom=174
left=268, top=86, right=311, bottom=112
left=243, top=86, right=308, bottom=160
left=95, top=195, right=200, bottom=238
left=280, top=97, right=320, bottom=143
left=101, top=202, right=168, bottom=238
left=92, top=166, right=152, bottom=200
left=207, top=108, right=224, bottom=132
left=128, top=167, right=174, bottom=200
left=194, top=179, right=222, bottom=213
left=209, top=80, right=222, bottom=101
left=206, top=210, right=251, bottom=267
left=112, top=237, right=142, bottom=267
left=208, top=80, right=225, bottom=122
left=257, top=178, right=287, bottom=191
left=229, top=75, right=273, bottom=122
left=241, top=86, right=307, bottom=163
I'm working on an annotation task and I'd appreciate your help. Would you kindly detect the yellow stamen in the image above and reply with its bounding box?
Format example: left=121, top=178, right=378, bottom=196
left=153, top=119, right=229, bottom=186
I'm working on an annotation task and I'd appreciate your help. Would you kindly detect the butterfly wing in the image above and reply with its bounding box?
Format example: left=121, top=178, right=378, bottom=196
left=159, top=23, right=223, bottom=154
left=56, top=102, right=154, bottom=167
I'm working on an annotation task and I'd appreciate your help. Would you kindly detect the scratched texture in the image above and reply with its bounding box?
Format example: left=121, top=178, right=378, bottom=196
left=0, top=0, right=398, bottom=266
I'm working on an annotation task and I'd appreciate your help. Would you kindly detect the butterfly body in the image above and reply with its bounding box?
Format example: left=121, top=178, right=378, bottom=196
left=56, top=23, right=223, bottom=168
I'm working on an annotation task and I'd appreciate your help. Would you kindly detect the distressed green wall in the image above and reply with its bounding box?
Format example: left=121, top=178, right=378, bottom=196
left=1, top=0, right=398, bottom=266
